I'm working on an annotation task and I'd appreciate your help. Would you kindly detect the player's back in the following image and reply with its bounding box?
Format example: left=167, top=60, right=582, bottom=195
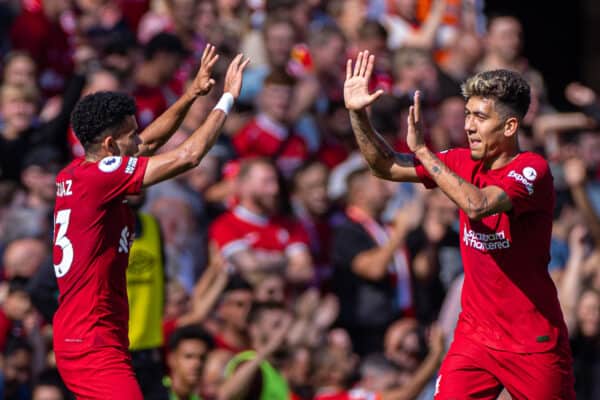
left=52, top=155, right=147, bottom=352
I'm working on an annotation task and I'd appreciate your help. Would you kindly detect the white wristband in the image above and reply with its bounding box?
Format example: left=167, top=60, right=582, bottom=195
left=213, top=92, right=235, bottom=114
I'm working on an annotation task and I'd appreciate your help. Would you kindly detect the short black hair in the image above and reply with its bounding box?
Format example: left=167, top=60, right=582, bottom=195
left=223, top=274, right=253, bottom=293
left=8, top=276, right=30, bottom=295
left=247, top=301, right=285, bottom=325
left=4, top=337, right=32, bottom=357
left=144, top=32, right=186, bottom=60
left=168, top=324, right=214, bottom=352
left=71, top=91, right=136, bottom=150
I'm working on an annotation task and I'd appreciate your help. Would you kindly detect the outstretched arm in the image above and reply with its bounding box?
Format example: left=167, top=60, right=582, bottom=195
left=137, top=44, right=220, bottom=156
left=407, top=92, right=512, bottom=220
left=143, top=54, right=250, bottom=187
left=344, top=51, right=420, bottom=182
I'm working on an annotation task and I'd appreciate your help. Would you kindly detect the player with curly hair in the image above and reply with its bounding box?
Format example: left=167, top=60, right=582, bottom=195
left=344, top=51, right=575, bottom=399
left=51, top=45, right=249, bottom=399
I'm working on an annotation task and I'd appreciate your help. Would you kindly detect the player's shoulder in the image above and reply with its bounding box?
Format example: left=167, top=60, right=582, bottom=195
left=511, top=151, right=551, bottom=179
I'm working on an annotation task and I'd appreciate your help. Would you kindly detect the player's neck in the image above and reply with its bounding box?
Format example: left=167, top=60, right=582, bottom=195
left=485, top=148, right=521, bottom=170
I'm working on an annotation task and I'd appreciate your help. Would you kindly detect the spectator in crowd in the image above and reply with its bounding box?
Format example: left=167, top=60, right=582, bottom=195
left=201, top=349, right=233, bottom=400
left=210, top=275, right=253, bottom=353
left=238, top=15, right=296, bottom=104
left=0, top=278, right=33, bottom=352
left=18, top=147, right=62, bottom=213
left=2, top=51, right=37, bottom=88
left=0, top=338, right=33, bottom=400
left=164, top=324, right=214, bottom=400
left=134, top=33, right=188, bottom=128
left=380, top=0, right=449, bottom=51
left=291, top=160, right=335, bottom=286
left=220, top=301, right=293, bottom=400
left=32, top=369, right=69, bottom=400
left=210, top=158, right=314, bottom=284
left=2, top=237, right=48, bottom=280
left=233, top=71, right=309, bottom=177
left=332, top=167, right=413, bottom=355
left=9, top=0, right=74, bottom=96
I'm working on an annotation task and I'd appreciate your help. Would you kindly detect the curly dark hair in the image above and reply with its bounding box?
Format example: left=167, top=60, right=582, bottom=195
left=71, top=91, right=136, bottom=151
left=461, top=69, right=531, bottom=120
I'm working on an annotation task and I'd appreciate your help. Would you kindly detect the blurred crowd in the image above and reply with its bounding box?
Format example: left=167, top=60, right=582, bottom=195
left=0, top=0, right=599, bottom=399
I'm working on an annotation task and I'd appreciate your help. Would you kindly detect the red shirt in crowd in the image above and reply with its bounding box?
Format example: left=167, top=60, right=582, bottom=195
left=10, top=4, right=74, bottom=96
left=52, top=155, right=148, bottom=352
left=133, top=85, right=168, bottom=129
left=233, top=114, right=309, bottom=177
left=209, top=205, right=310, bottom=261
left=415, top=149, right=567, bottom=353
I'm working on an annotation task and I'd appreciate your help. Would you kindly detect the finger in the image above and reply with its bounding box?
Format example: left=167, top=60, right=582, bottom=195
left=365, top=54, right=375, bottom=80
left=346, top=59, right=352, bottom=81
left=359, top=50, right=369, bottom=77
left=232, top=53, right=243, bottom=69
left=368, top=89, right=384, bottom=103
left=227, top=54, right=242, bottom=74
left=353, top=52, right=362, bottom=76
left=408, top=105, right=415, bottom=126
left=239, top=56, right=250, bottom=72
left=414, top=90, right=421, bottom=124
left=207, top=53, right=219, bottom=68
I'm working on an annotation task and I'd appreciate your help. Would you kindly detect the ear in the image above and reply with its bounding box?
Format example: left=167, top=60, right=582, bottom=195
left=503, top=116, right=519, bottom=138
left=101, top=134, right=120, bottom=156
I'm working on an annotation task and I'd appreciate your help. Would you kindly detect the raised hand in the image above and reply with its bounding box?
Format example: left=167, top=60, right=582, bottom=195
left=223, top=54, right=250, bottom=99
left=344, top=50, right=384, bottom=111
left=188, top=44, right=220, bottom=97
left=407, top=91, right=426, bottom=152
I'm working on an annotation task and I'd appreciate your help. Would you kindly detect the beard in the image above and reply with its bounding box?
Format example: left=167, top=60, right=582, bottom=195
left=252, top=193, right=278, bottom=215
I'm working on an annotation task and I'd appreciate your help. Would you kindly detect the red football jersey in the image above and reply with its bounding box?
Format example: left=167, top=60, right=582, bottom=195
left=415, top=149, right=566, bottom=353
left=209, top=206, right=309, bottom=260
left=52, top=156, right=148, bottom=352
left=233, top=114, right=309, bottom=177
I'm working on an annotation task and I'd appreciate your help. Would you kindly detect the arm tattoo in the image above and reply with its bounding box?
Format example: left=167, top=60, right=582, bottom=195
left=350, top=110, right=414, bottom=172
left=429, top=157, right=465, bottom=187
left=467, top=195, right=489, bottom=216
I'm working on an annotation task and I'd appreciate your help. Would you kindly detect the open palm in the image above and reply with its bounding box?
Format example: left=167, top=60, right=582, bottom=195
left=344, top=50, right=384, bottom=111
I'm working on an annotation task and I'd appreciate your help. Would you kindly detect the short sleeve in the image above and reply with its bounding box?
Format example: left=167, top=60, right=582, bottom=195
left=209, top=216, right=249, bottom=259
left=92, top=156, right=148, bottom=204
left=491, top=155, right=553, bottom=217
left=332, top=222, right=376, bottom=269
left=414, top=149, right=469, bottom=189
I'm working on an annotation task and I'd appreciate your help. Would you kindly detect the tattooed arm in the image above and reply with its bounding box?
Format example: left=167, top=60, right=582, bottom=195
left=344, top=51, right=420, bottom=182
left=349, top=109, right=420, bottom=181
left=414, top=147, right=512, bottom=220
left=407, top=92, right=512, bottom=220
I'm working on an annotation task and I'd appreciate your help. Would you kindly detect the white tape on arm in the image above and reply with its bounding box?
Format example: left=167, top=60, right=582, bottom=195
left=213, top=92, right=235, bottom=115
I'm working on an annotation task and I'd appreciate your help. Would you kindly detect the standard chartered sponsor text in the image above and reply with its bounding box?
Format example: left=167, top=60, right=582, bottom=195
left=463, top=227, right=511, bottom=251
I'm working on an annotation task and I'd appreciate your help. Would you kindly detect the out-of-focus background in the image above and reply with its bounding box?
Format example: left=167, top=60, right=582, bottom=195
left=1, top=1, right=600, bottom=399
